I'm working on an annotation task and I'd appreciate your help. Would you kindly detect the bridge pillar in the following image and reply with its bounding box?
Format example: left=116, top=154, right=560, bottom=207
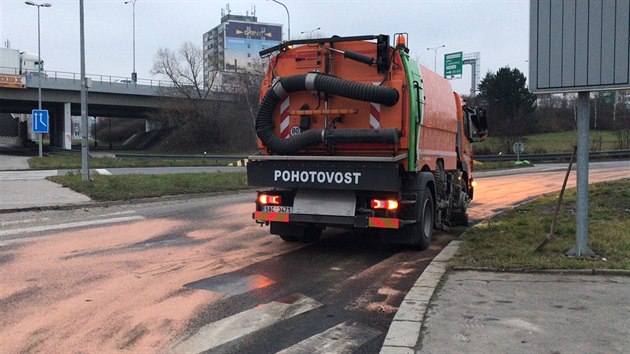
left=146, top=119, right=161, bottom=132
left=63, top=103, right=72, bottom=149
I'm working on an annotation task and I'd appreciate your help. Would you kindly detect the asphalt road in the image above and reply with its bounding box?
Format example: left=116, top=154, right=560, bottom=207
left=0, top=164, right=628, bottom=353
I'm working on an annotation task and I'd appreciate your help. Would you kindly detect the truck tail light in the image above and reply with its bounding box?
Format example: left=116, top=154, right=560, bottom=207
left=259, top=194, right=281, bottom=205
left=371, top=199, right=399, bottom=210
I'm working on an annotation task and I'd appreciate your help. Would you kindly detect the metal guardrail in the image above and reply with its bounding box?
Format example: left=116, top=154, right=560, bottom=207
left=115, top=153, right=247, bottom=161
left=475, top=150, right=630, bottom=162
left=47, top=148, right=630, bottom=163
left=32, top=70, right=174, bottom=88
left=1, top=66, right=173, bottom=88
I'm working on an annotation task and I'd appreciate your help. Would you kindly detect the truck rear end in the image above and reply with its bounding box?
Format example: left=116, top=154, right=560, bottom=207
left=247, top=34, right=487, bottom=247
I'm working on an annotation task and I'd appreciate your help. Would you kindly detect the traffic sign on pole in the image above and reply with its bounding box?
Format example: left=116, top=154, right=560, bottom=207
left=32, top=109, right=49, bottom=134
left=444, top=51, right=463, bottom=78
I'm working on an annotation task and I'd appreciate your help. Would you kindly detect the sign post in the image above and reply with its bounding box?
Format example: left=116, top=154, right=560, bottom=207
left=444, top=51, right=463, bottom=78
left=529, top=0, right=630, bottom=257
left=32, top=109, right=49, bottom=157
left=512, top=141, right=525, bottom=162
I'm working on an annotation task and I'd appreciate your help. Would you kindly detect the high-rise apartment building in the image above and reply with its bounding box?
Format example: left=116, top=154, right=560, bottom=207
left=203, top=8, right=282, bottom=87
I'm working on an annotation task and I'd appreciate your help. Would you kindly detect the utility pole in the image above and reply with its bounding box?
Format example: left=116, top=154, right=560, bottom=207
left=25, top=1, right=51, bottom=157
left=426, top=45, right=445, bottom=72
left=80, top=0, right=90, bottom=181
left=124, top=0, right=137, bottom=82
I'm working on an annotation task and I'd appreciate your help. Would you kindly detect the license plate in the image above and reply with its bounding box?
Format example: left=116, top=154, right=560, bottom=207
left=261, top=205, right=293, bottom=213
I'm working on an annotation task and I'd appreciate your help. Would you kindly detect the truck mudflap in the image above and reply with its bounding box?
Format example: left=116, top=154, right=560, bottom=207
left=247, top=159, right=402, bottom=191
left=253, top=211, right=401, bottom=229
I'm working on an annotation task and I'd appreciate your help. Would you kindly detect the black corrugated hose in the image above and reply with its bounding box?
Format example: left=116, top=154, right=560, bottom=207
left=256, top=73, right=399, bottom=155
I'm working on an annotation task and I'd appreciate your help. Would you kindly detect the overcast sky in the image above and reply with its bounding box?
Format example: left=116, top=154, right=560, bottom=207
left=1, top=0, right=530, bottom=94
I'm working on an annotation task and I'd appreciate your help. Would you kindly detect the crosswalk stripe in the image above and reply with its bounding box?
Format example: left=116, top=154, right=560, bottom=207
left=0, top=216, right=145, bottom=238
left=277, top=320, right=381, bottom=354
left=173, top=293, right=322, bottom=353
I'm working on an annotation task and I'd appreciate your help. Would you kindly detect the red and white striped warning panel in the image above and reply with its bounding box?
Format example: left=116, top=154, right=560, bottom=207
left=370, top=82, right=381, bottom=129
left=280, top=97, right=291, bottom=139
left=369, top=103, right=381, bottom=129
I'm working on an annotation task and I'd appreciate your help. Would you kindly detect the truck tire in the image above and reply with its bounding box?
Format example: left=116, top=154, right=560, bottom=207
left=397, top=188, right=434, bottom=250
left=416, top=189, right=435, bottom=249
left=450, top=178, right=469, bottom=227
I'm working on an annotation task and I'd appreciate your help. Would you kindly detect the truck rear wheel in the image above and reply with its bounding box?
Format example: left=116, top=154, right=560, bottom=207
left=397, top=188, right=434, bottom=250
left=450, top=178, right=469, bottom=227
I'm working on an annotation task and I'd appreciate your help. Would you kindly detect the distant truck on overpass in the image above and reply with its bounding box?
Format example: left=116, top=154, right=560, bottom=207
left=0, top=47, right=42, bottom=76
left=0, top=47, right=42, bottom=90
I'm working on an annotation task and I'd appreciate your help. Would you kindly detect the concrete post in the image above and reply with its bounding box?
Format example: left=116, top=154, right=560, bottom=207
left=63, top=102, right=72, bottom=150
left=566, top=91, right=597, bottom=258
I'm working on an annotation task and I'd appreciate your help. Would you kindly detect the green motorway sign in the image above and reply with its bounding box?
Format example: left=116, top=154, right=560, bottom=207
left=444, top=51, right=463, bottom=77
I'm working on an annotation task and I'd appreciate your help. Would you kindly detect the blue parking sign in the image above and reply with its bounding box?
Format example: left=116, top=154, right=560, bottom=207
left=32, top=109, right=49, bottom=134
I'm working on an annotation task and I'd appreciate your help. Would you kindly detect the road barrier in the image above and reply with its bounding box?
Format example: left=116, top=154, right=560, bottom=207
left=475, top=150, right=630, bottom=162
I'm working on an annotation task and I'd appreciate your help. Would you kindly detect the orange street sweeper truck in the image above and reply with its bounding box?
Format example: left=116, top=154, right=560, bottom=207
left=247, top=34, right=488, bottom=249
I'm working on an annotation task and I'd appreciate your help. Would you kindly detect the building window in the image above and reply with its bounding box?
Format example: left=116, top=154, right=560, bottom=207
left=247, top=43, right=251, bottom=49
left=247, top=53, right=251, bottom=58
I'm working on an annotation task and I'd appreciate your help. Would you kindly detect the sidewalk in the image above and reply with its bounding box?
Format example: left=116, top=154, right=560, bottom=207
left=0, top=154, right=91, bottom=211
left=381, top=241, right=630, bottom=353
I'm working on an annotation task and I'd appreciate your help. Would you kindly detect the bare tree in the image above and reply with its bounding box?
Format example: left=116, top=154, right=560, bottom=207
left=152, top=42, right=221, bottom=99
left=150, top=42, right=260, bottom=153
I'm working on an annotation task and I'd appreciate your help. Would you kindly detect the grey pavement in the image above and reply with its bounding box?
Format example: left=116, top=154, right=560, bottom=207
left=0, top=154, right=91, bottom=211
left=0, top=154, right=30, bottom=170
left=382, top=240, right=630, bottom=354
left=419, top=271, right=630, bottom=353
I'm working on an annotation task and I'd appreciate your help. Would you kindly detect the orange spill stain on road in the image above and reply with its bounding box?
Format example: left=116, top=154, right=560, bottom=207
left=0, top=217, right=299, bottom=353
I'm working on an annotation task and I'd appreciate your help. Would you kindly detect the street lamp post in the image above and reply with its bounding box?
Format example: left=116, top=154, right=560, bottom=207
left=25, top=1, right=52, bottom=158
left=268, top=0, right=290, bottom=41
left=124, top=0, right=137, bottom=82
left=300, top=27, right=320, bottom=39
left=426, top=44, right=446, bottom=72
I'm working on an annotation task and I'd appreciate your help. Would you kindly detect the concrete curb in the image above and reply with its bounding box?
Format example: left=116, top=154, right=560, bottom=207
left=451, top=266, right=630, bottom=276
left=379, top=240, right=461, bottom=354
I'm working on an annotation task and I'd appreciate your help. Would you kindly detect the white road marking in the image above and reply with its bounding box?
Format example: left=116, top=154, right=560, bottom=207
left=0, top=236, right=44, bottom=247
left=0, top=216, right=145, bottom=238
left=0, top=218, right=49, bottom=227
left=95, top=169, right=111, bottom=175
left=173, top=293, right=322, bottom=353
left=277, top=320, right=381, bottom=354
left=98, top=210, right=136, bottom=217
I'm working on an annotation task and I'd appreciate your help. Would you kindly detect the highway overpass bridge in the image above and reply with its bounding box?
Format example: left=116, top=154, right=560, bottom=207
left=0, top=71, right=234, bottom=149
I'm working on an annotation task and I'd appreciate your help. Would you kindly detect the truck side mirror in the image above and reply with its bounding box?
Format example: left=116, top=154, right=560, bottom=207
left=473, top=108, right=488, bottom=141
left=464, top=106, right=489, bottom=142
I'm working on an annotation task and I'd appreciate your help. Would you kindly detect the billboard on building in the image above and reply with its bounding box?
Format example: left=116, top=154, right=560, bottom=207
left=224, top=21, right=282, bottom=71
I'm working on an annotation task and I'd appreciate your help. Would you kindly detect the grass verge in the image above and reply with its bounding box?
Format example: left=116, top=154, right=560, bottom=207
left=29, top=155, right=231, bottom=169
left=450, top=178, right=630, bottom=270
left=48, top=172, right=248, bottom=201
